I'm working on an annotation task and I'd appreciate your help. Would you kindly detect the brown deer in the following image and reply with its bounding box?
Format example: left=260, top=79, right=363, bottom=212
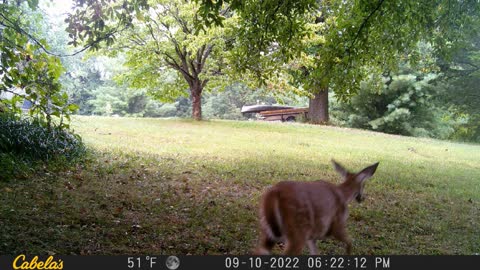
left=254, top=160, right=379, bottom=255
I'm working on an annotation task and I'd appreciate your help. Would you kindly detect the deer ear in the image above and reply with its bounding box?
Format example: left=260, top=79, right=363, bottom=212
left=355, top=162, right=379, bottom=183
left=332, top=159, right=348, bottom=178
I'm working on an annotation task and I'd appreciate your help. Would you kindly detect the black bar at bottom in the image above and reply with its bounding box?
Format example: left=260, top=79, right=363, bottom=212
left=0, top=255, right=478, bottom=270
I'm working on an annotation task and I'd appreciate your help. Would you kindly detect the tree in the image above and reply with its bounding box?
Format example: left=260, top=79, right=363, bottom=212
left=202, top=0, right=480, bottom=124
left=66, top=0, right=480, bottom=124
left=120, top=0, right=232, bottom=120
left=332, top=66, right=454, bottom=139
left=127, top=2, right=221, bottom=119
left=65, top=0, right=149, bottom=51
left=1, top=0, right=77, bottom=128
left=437, top=31, right=480, bottom=141
left=1, top=1, right=43, bottom=95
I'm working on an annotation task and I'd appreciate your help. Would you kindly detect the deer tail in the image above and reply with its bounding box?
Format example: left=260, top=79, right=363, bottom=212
left=260, top=188, right=283, bottom=240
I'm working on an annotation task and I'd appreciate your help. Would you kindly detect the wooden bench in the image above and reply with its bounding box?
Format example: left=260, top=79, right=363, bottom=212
left=258, top=108, right=309, bottom=122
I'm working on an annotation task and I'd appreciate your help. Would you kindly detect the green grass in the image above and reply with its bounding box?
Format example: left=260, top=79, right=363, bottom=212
left=1, top=116, right=479, bottom=255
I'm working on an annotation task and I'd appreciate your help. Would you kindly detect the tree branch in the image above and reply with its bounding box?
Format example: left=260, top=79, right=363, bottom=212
left=0, top=88, right=28, bottom=100
left=195, top=45, right=205, bottom=73
left=0, top=10, right=124, bottom=58
left=176, top=45, right=191, bottom=75
left=349, top=0, right=386, bottom=50
left=145, top=21, right=160, bottom=48
left=197, top=44, right=214, bottom=74
left=189, top=59, right=198, bottom=77
left=167, top=4, right=192, bottom=35
left=164, top=53, right=194, bottom=80
left=201, top=78, right=209, bottom=88
left=203, top=44, right=213, bottom=63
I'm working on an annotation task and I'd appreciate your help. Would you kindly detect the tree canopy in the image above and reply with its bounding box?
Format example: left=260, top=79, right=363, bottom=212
left=1, top=0, right=77, bottom=127
left=214, top=0, right=480, bottom=123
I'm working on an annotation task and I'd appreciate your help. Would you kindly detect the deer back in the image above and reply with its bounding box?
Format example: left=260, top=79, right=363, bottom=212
left=260, top=180, right=349, bottom=241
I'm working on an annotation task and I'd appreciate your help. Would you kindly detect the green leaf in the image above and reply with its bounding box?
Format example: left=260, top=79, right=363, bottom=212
left=67, top=104, right=80, bottom=112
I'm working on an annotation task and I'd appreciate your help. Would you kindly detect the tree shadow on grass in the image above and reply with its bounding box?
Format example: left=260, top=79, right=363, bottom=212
left=0, top=151, right=478, bottom=254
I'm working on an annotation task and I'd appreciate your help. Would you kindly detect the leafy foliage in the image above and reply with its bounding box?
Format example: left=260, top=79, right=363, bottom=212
left=437, top=33, right=480, bottom=142
left=212, top=0, right=480, bottom=123
left=330, top=60, right=466, bottom=140
left=122, top=0, right=234, bottom=120
left=200, top=0, right=480, bottom=91
left=65, top=0, right=149, bottom=49
left=197, top=0, right=316, bottom=48
left=1, top=0, right=78, bottom=128
left=73, top=76, right=306, bottom=120
left=68, top=0, right=234, bottom=120
left=203, top=83, right=280, bottom=120
left=62, top=61, right=102, bottom=115
left=60, top=0, right=480, bottom=140
left=0, top=114, right=86, bottom=181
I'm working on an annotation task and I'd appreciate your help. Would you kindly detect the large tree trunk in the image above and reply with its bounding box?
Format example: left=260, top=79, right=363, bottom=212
left=309, top=88, right=329, bottom=124
left=191, top=82, right=202, bottom=121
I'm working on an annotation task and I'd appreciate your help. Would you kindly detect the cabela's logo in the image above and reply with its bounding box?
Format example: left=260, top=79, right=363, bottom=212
left=13, top=255, right=63, bottom=270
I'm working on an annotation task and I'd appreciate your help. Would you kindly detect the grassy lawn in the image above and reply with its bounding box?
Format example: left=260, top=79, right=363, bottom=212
left=1, top=116, right=479, bottom=255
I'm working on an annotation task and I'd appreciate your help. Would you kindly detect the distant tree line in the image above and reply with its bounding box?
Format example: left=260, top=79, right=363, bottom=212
left=67, top=48, right=479, bottom=142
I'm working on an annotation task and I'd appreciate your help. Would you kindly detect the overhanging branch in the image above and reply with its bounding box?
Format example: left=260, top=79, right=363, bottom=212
left=348, top=0, right=386, bottom=51
left=0, top=11, right=124, bottom=58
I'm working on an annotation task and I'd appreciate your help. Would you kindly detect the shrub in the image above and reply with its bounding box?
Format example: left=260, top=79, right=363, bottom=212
left=0, top=114, right=86, bottom=181
left=331, top=72, right=458, bottom=140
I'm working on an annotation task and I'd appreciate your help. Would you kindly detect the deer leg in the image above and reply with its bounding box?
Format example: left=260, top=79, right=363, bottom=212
left=284, top=237, right=306, bottom=255
left=331, top=225, right=353, bottom=255
left=307, top=240, right=319, bottom=255
left=282, top=220, right=308, bottom=255
left=254, top=233, right=276, bottom=255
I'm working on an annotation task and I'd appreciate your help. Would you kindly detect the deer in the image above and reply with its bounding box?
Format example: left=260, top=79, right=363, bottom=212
left=254, top=160, right=379, bottom=255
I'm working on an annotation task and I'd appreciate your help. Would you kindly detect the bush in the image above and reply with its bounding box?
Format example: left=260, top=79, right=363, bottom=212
left=0, top=114, right=86, bottom=180
left=331, top=72, right=458, bottom=140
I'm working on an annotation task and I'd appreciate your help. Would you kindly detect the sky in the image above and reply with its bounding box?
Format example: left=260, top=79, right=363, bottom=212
left=40, top=0, right=74, bottom=18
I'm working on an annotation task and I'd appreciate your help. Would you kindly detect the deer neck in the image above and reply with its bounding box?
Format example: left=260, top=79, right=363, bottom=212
left=338, top=181, right=358, bottom=204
